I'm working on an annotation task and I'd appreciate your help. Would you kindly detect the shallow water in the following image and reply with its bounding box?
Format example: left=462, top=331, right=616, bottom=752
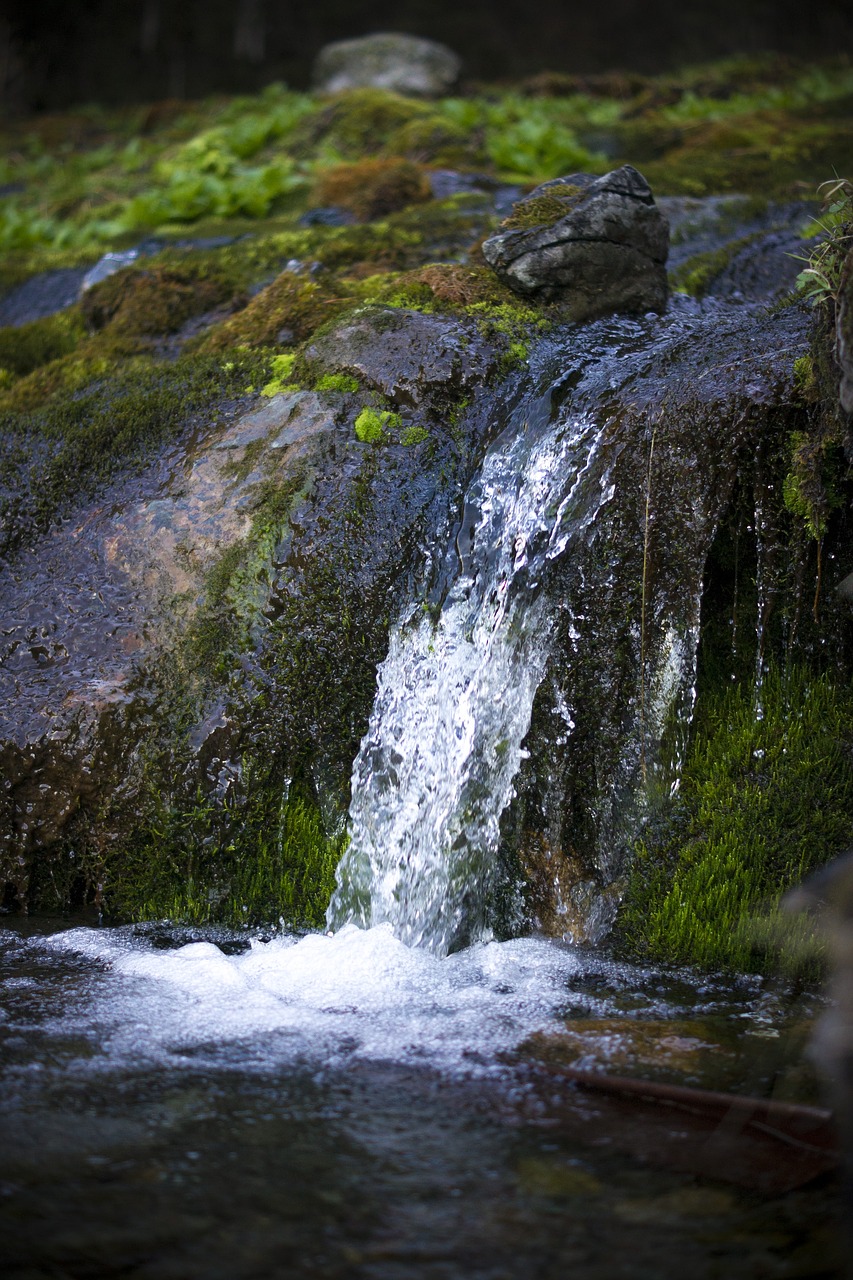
left=0, top=919, right=842, bottom=1279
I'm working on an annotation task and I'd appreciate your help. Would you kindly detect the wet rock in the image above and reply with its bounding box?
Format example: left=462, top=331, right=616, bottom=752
left=312, top=33, right=461, bottom=98
left=837, top=247, right=853, bottom=414
left=481, top=165, right=669, bottom=318
left=0, top=268, right=88, bottom=328
left=298, top=206, right=357, bottom=228
left=303, top=305, right=500, bottom=407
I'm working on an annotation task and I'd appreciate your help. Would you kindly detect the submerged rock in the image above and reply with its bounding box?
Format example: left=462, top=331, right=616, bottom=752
left=482, top=165, right=669, bottom=318
left=312, top=33, right=461, bottom=98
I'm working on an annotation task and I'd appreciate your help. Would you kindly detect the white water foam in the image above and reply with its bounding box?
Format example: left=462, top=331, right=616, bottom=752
left=38, top=925, right=633, bottom=1077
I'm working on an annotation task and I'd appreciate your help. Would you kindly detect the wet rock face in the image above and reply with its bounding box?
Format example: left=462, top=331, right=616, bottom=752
left=482, top=166, right=669, bottom=318
left=837, top=247, right=853, bottom=414
left=312, top=33, right=461, bottom=98
left=303, top=306, right=500, bottom=407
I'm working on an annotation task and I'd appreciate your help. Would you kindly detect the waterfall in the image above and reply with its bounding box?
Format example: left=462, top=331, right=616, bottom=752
left=327, top=389, right=618, bottom=954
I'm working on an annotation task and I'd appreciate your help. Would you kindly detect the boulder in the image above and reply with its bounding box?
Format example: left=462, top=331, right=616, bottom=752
left=481, top=165, right=669, bottom=319
left=312, top=33, right=461, bottom=98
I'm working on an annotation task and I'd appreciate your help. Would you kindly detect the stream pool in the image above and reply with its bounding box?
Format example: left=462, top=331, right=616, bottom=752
left=0, top=916, right=842, bottom=1279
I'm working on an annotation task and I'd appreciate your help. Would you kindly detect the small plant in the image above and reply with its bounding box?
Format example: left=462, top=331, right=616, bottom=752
left=794, top=177, right=853, bottom=307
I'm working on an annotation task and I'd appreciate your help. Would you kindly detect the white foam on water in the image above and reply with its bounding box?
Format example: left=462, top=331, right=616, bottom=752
left=39, top=924, right=618, bottom=1076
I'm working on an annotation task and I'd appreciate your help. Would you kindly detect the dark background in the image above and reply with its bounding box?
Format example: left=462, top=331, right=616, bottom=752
left=2, top=0, right=853, bottom=114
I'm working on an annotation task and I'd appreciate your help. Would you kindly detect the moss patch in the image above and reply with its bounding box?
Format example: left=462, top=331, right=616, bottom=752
left=620, top=665, right=853, bottom=972
left=312, top=159, right=432, bottom=222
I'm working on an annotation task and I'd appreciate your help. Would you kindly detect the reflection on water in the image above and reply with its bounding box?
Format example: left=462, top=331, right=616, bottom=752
left=0, top=919, right=842, bottom=1278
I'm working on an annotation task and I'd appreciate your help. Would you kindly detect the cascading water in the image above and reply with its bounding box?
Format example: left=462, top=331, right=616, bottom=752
left=327, top=382, right=622, bottom=954
left=328, top=307, right=756, bottom=955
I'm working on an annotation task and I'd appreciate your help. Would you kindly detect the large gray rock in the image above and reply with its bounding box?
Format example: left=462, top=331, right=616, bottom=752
left=482, top=165, right=669, bottom=319
left=312, top=32, right=461, bottom=98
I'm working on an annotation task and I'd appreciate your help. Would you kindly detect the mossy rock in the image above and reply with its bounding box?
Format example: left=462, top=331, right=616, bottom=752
left=81, top=264, right=234, bottom=336
left=312, top=159, right=433, bottom=222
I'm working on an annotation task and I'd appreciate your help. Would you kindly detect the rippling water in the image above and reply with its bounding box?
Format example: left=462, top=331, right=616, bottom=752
left=0, top=918, right=842, bottom=1279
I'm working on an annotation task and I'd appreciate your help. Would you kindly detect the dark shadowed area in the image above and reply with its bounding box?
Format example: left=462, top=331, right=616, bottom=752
left=3, top=0, right=853, bottom=112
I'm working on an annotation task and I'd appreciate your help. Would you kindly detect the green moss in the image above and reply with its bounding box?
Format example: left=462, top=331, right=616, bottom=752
left=400, top=425, right=430, bottom=446
left=354, top=406, right=399, bottom=442
left=0, top=309, right=86, bottom=379
left=107, top=774, right=345, bottom=929
left=304, top=88, right=430, bottom=158
left=193, top=270, right=350, bottom=353
left=81, top=263, right=233, bottom=336
left=500, top=189, right=583, bottom=231
left=315, top=372, right=359, bottom=393
left=783, top=428, right=845, bottom=541
left=261, top=352, right=300, bottom=396
left=620, top=665, right=853, bottom=972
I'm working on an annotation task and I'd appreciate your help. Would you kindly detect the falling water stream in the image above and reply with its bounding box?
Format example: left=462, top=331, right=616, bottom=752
left=0, top=297, right=842, bottom=1276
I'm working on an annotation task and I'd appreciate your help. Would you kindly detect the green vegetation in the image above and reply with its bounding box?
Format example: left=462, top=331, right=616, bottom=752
left=261, top=352, right=300, bottom=396
left=794, top=176, right=853, bottom=308
left=106, top=776, right=345, bottom=928
left=354, top=406, right=400, bottom=442
left=621, top=666, right=853, bottom=972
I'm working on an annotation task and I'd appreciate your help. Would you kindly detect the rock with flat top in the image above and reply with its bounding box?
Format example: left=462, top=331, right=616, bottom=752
left=312, top=33, right=461, bottom=98
left=482, top=165, right=669, bottom=319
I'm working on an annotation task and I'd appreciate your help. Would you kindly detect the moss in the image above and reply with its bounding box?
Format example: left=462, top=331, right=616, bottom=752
left=0, top=349, right=270, bottom=554
left=315, top=372, right=360, bottom=393
left=195, top=270, right=350, bottom=353
left=619, top=665, right=853, bottom=973
left=312, top=158, right=432, bottom=222
left=261, top=352, right=300, bottom=396
left=354, top=406, right=399, bottom=442
left=303, top=88, right=430, bottom=158
left=500, top=189, right=583, bottom=231
left=783, top=428, right=845, bottom=541
left=0, top=309, right=86, bottom=379
left=106, top=773, right=345, bottom=929
left=400, top=425, right=430, bottom=446
left=81, top=263, right=233, bottom=336
left=385, top=114, right=478, bottom=166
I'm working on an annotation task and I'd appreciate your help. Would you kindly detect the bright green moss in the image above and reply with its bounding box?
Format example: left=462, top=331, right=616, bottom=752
left=261, top=352, right=300, bottom=396
left=354, top=406, right=399, bottom=442
left=315, top=372, right=360, bottom=393
left=620, top=665, right=853, bottom=972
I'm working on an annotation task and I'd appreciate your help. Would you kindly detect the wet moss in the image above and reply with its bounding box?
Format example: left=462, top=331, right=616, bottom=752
left=195, top=271, right=350, bottom=353
left=0, top=309, right=86, bottom=379
left=105, top=773, right=345, bottom=929
left=669, top=233, right=762, bottom=297
left=312, top=159, right=432, bottom=223
left=81, top=263, right=234, bottom=336
left=500, top=189, right=583, bottom=232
